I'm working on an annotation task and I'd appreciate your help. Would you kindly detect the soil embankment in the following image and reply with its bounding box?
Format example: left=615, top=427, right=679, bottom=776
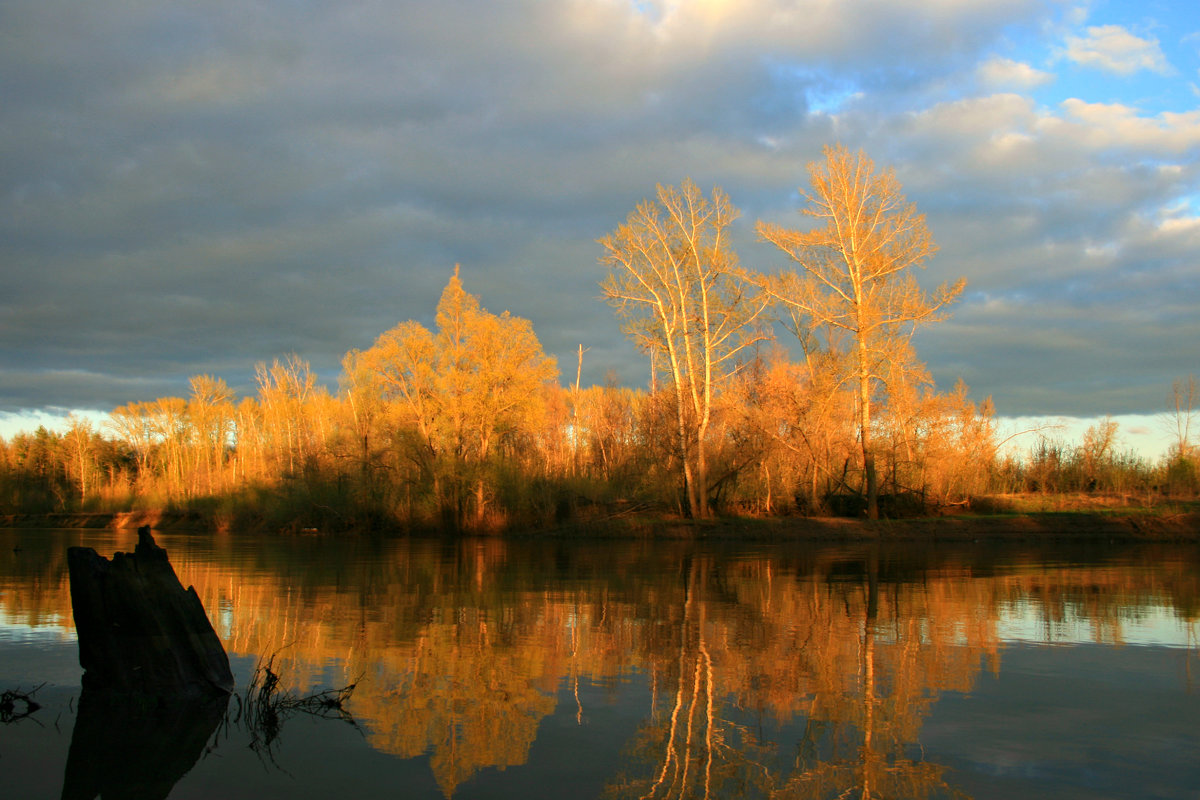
left=2, top=507, right=1198, bottom=540
left=0, top=511, right=209, bottom=531
left=542, top=509, right=1200, bottom=541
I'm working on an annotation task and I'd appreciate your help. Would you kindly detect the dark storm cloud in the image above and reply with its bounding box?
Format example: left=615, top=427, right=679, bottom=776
left=1, top=0, right=1197, bottom=432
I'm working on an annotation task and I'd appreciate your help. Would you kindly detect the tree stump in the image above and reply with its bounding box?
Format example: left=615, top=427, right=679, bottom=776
left=67, top=526, right=234, bottom=695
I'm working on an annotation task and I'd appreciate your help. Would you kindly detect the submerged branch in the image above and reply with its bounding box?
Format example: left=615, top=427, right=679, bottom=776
left=238, top=651, right=362, bottom=767
left=0, top=683, right=44, bottom=724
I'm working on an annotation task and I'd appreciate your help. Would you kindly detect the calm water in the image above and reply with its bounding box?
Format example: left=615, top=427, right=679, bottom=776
left=1, top=528, right=1198, bottom=799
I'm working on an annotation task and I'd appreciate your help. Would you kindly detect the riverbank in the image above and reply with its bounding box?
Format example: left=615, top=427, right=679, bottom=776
left=572, top=508, right=1200, bottom=541
left=0, top=510, right=208, bottom=531
left=3, top=500, right=1199, bottom=541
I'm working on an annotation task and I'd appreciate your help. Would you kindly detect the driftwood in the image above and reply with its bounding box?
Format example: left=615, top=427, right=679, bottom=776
left=67, top=526, right=233, bottom=696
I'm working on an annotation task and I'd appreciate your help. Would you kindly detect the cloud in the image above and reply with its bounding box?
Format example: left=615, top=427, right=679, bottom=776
left=844, top=88, right=1200, bottom=416
left=1058, top=100, right=1200, bottom=153
left=0, top=0, right=1197, bottom=439
left=978, top=56, right=1054, bottom=89
left=1063, top=24, right=1172, bottom=76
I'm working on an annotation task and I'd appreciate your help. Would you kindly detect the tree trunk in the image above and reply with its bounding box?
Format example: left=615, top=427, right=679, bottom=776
left=859, top=342, right=879, bottom=520
left=695, top=421, right=711, bottom=518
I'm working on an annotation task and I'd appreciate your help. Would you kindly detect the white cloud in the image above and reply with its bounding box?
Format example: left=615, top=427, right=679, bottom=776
left=1058, top=100, right=1200, bottom=153
left=0, top=408, right=111, bottom=441
left=1064, top=24, right=1172, bottom=75
left=978, top=56, right=1053, bottom=89
left=877, top=83, right=1200, bottom=419
left=901, top=93, right=1200, bottom=176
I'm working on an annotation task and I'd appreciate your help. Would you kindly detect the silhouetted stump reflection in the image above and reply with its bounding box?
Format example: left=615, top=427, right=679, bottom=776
left=60, top=688, right=228, bottom=800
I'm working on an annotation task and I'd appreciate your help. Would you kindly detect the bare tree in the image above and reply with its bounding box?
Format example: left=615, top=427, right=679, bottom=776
left=63, top=414, right=96, bottom=502
left=108, top=402, right=155, bottom=480
left=1165, top=375, right=1198, bottom=460
left=755, top=145, right=965, bottom=518
left=188, top=374, right=234, bottom=494
left=256, top=355, right=318, bottom=477
left=600, top=180, right=769, bottom=517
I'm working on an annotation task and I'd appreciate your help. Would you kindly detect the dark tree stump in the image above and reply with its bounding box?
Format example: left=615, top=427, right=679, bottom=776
left=67, top=526, right=234, bottom=696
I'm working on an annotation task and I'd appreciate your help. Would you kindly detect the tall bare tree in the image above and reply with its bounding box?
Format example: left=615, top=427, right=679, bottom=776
left=256, top=355, right=318, bottom=477
left=63, top=414, right=96, bottom=502
left=601, top=180, right=769, bottom=517
left=1165, top=375, right=1198, bottom=460
left=756, top=145, right=964, bottom=518
left=108, top=401, right=155, bottom=481
left=188, top=374, right=234, bottom=494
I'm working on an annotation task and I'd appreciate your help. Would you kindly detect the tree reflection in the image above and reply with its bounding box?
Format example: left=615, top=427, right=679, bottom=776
left=2, top=533, right=1198, bottom=798
left=606, top=551, right=987, bottom=799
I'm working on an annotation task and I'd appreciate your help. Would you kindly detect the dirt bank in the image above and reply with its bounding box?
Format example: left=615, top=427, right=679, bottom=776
left=531, top=508, right=1200, bottom=541
left=3, top=507, right=1198, bottom=541
left=0, top=511, right=211, bottom=531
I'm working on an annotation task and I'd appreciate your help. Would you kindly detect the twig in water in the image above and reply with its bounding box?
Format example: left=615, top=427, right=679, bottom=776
left=239, top=652, right=362, bottom=769
left=1, top=683, right=45, bottom=724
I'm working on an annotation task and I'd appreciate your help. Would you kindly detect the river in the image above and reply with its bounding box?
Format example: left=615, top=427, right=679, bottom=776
left=1, top=527, right=1198, bottom=799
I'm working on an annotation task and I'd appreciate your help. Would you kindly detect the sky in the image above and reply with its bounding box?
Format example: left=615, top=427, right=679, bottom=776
left=2, top=0, right=1198, bottom=459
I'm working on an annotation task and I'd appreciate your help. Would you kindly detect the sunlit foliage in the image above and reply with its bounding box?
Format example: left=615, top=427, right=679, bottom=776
left=754, top=145, right=966, bottom=518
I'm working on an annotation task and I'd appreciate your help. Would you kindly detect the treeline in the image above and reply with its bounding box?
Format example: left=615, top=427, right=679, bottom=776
left=0, top=270, right=1000, bottom=530
left=0, top=338, right=991, bottom=531
left=0, top=305, right=1192, bottom=533
left=1, top=147, right=1196, bottom=531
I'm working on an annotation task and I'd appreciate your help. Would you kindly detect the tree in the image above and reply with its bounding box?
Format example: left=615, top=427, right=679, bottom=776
left=188, top=374, right=234, bottom=494
left=1079, top=416, right=1119, bottom=490
left=63, top=414, right=97, bottom=503
left=756, top=145, right=964, bottom=518
left=109, top=401, right=156, bottom=482
left=1162, top=375, right=1199, bottom=494
left=256, top=355, right=319, bottom=477
left=1164, top=375, right=1198, bottom=460
left=355, top=267, right=557, bottom=528
left=600, top=180, right=769, bottom=518
left=148, top=397, right=190, bottom=499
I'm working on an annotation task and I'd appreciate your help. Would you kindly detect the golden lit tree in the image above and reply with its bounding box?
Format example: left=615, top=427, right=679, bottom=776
left=108, top=401, right=156, bottom=482
left=147, top=396, right=190, bottom=499
left=355, top=267, right=558, bottom=528
left=188, top=374, right=234, bottom=494
left=601, top=180, right=769, bottom=518
left=1169, top=377, right=1197, bottom=451
left=255, top=354, right=321, bottom=478
left=756, top=145, right=965, bottom=518
left=1164, top=376, right=1198, bottom=486
left=62, top=414, right=96, bottom=502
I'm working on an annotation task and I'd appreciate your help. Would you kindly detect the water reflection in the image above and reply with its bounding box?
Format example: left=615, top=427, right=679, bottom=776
left=61, top=689, right=228, bottom=800
left=606, top=551, right=988, bottom=799
left=1, top=529, right=1198, bottom=799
